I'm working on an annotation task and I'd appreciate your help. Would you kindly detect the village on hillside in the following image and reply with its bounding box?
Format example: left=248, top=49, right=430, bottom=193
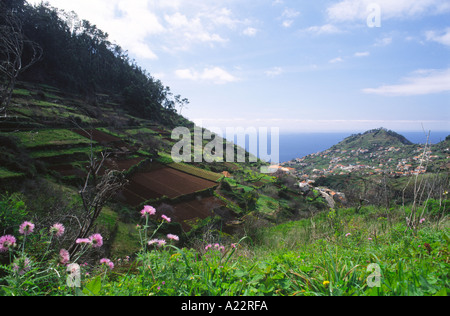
left=279, top=141, right=450, bottom=181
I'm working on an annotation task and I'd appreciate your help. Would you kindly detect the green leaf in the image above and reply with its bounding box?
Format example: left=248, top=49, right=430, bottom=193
left=83, top=276, right=102, bottom=296
left=433, top=288, right=448, bottom=297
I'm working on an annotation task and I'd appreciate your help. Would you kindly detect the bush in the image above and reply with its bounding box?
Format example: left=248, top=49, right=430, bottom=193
left=0, top=193, right=28, bottom=234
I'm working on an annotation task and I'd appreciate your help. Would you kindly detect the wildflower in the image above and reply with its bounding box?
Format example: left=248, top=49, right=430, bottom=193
left=89, top=234, right=104, bottom=248
left=100, top=258, right=114, bottom=270
left=148, top=239, right=159, bottom=246
left=59, top=249, right=70, bottom=265
left=12, top=257, right=31, bottom=276
left=19, top=221, right=35, bottom=236
left=368, top=238, right=373, bottom=241
left=0, top=235, right=17, bottom=253
left=161, top=215, right=171, bottom=223
left=148, top=239, right=166, bottom=247
left=419, top=218, right=426, bottom=224
left=167, top=234, right=179, bottom=241
left=231, top=243, right=237, bottom=249
left=141, top=205, right=156, bottom=217
left=205, top=244, right=212, bottom=251
left=76, top=238, right=92, bottom=245
left=323, top=281, right=330, bottom=286
left=50, top=223, right=65, bottom=238
left=345, top=233, right=351, bottom=237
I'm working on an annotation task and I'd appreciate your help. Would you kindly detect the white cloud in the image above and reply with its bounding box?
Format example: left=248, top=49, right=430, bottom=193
left=363, top=68, right=450, bottom=96
left=27, top=0, right=252, bottom=57
left=327, top=0, right=450, bottom=22
left=354, top=51, right=370, bottom=57
left=242, top=27, right=258, bottom=37
left=426, top=28, right=450, bottom=46
left=374, top=37, right=393, bottom=47
left=175, top=67, right=239, bottom=84
left=265, top=67, right=283, bottom=77
left=329, top=57, right=344, bottom=64
left=302, top=24, right=342, bottom=35
left=280, top=8, right=300, bottom=28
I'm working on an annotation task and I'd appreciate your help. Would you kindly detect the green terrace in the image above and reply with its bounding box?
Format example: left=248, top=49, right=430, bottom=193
left=11, top=129, right=95, bottom=149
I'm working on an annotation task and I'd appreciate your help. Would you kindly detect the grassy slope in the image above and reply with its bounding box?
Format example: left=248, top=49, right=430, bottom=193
left=0, top=83, right=448, bottom=296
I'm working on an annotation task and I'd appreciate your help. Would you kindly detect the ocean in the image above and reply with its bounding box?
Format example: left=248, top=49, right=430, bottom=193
left=278, top=131, right=450, bottom=163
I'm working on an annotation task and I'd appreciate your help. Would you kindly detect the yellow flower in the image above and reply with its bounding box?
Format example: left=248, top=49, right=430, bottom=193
left=323, top=281, right=330, bottom=286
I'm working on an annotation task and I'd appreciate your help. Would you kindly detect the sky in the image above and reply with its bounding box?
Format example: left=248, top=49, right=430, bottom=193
left=27, top=0, right=450, bottom=134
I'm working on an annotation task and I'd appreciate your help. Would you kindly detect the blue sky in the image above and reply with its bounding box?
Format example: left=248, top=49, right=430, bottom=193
left=28, top=0, right=450, bottom=133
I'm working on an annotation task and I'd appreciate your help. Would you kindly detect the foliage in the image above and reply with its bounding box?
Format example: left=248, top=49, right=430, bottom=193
left=1, top=198, right=448, bottom=296
left=0, top=193, right=28, bottom=234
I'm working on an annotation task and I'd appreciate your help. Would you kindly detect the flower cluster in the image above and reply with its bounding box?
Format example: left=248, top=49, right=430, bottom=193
left=205, top=243, right=226, bottom=252
left=141, top=205, right=156, bottom=217
left=76, top=233, right=104, bottom=248
left=138, top=205, right=178, bottom=250
left=100, top=258, right=114, bottom=270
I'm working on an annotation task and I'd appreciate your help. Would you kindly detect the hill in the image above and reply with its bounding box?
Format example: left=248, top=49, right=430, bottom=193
left=330, top=128, right=413, bottom=150
left=0, top=78, right=327, bottom=258
left=0, top=1, right=448, bottom=298
left=285, top=128, right=449, bottom=179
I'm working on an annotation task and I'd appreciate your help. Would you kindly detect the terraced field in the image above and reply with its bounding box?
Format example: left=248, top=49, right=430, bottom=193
left=121, top=166, right=219, bottom=206
left=1, top=82, right=232, bottom=233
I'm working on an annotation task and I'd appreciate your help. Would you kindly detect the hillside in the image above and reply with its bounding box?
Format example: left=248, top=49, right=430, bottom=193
left=1, top=1, right=448, bottom=298
left=0, top=80, right=326, bottom=258
left=284, top=128, right=449, bottom=179
left=331, top=128, right=413, bottom=150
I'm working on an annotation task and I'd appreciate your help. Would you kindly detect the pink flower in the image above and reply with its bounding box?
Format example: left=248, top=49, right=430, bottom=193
left=148, top=239, right=159, bottom=246
left=89, top=234, right=103, bottom=248
left=205, top=244, right=212, bottom=251
left=76, top=238, right=92, bottom=245
left=59, top=249, right=70, bottom=265
left=161, top=215, right=171, bottom=223
left=149, top=239, right=166, bottom=247
left=345, top=233, right=351, bottom=237
left=141, top=205, right=156, bottom=217
left=167, top=234, right=179, bottom=241
left=419, top=218, right=426, bottom=224
left=19, top=221, right=35, bottom=236
left=100, top=258, right=114, bottom=270
left=50, top=223, right=65, bottom=237
left=0, top=235, right=17, bottom=252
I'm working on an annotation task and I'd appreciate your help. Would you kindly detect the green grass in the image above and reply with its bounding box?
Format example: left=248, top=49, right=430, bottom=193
left=1, top=202, right=447, bottom=297
left=0, top=168, right=25, bottom=179
left=168, top=162, right=222, bottom=182
left=12, top=129, right=95, bottom=148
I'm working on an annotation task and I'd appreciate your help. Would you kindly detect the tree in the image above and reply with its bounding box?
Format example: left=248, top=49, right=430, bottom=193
left=0, top=9, right=42, bottom=116
left=68, top=147, right=127, bottom=258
